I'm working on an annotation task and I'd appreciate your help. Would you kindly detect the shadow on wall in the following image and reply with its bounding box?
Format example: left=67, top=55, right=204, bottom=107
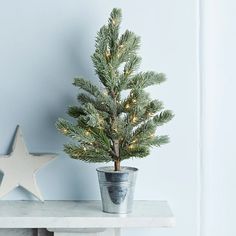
left=0, top=17, right=102, bottom=200
left=35, top=22, right=103, bottom=200
left=0, top=128, right=17, bottom=191
left=42, top=23, right=99, bottom=143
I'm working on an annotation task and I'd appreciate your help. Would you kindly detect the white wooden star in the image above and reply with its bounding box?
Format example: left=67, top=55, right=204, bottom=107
left=0, top=125, right=57, bottom=201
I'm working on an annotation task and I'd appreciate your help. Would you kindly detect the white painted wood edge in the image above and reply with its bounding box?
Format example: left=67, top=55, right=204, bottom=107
left=0, top=216, right=175, bottom=228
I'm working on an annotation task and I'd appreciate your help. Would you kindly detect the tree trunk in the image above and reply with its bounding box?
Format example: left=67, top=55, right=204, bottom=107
left=113, top=139, right=121, bottom=171
left=114, top=159, right=121, bottom=171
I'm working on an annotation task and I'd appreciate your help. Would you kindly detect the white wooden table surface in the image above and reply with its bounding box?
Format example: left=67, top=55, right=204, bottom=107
left=0, top=201, right=175, bottom=236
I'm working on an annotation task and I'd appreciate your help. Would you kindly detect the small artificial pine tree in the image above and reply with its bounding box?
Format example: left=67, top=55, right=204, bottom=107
left=56, top=8, right=174, bottom=171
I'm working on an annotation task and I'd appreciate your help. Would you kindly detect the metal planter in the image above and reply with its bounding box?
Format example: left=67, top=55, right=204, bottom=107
left=96, top=166, right=138, bottom=214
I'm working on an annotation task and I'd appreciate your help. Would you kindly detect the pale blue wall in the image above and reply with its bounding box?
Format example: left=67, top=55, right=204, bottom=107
left=0, top=1, right=198, bottom=236
left=201, top=0, right=236, bottom=235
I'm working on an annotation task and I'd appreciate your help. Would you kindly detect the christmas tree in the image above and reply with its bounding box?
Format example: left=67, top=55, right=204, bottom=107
left=56, top=8, right=174, bottom=171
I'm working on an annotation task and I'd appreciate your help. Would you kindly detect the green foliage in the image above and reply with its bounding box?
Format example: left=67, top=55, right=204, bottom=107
left=127, top=72, right=166, bottom=90
left=56, top=8, right=174, bottom=168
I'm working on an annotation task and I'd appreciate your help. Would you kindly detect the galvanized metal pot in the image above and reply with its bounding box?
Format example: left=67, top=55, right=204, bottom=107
left=96, top=166, right=138, bottom=214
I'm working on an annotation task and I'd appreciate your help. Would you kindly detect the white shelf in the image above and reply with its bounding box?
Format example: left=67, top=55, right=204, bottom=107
left=0, top=200, right=175, bottom=229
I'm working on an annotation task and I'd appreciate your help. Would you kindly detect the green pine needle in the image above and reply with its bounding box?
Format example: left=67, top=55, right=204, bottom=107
left=55, top=8, right=174, bottom=165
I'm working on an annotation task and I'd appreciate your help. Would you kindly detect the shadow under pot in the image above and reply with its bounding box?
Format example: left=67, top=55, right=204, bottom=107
left=96, top=166, right=138, bottom=214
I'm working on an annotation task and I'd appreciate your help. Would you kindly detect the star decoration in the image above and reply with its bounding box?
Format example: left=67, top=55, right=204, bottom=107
left=0, top=126, right=57, bottom=201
